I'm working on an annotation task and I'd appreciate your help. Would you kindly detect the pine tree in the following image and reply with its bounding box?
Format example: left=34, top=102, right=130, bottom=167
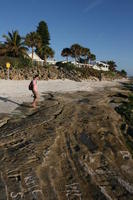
left=36, top=21, right=50, bottom=46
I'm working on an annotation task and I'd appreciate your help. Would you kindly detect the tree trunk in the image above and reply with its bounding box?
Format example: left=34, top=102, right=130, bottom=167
left=89, top=59, right=90, bottom=65
left=44, top=55, right=47, bottom=65
left=84, top=56, right=87, bottom=67
left=32, top=47, right=34, bottom=66
left=75, top=55, right=76, bottom=65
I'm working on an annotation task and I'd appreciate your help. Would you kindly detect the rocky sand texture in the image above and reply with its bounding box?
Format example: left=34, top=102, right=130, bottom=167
left=0, top=81, right=133, bottom=199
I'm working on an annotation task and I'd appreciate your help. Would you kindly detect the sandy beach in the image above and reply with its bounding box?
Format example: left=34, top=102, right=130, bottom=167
left=0, top=78, right=133, bottom=199
left=0, top=78, right=127, bottom=114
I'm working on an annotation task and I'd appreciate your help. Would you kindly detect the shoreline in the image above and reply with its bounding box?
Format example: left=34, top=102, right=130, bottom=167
left=0, top=78, right=129, bottom=114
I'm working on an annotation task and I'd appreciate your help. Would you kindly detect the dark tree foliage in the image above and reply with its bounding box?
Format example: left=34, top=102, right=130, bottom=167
left=107, top=60, right=117, bottom=71
left=36, top=20, right=52, bottom=59
left=120, top=69, right=127, bottom=77
left=61, top=48, right=71, bottom=62
left=36, top=21, right=50, bottom=46
left=2, top=30, right=28, bottom=57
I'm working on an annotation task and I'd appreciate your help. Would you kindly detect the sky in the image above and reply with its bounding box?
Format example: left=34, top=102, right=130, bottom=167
left=0, top=0, right=133, bottom=75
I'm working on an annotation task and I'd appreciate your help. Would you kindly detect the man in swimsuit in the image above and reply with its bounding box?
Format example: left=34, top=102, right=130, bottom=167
left=32, top=75, right=39, bottom=108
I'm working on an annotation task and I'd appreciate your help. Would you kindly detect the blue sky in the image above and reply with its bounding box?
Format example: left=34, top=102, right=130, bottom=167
left=0, top=0, right=133, bottom=75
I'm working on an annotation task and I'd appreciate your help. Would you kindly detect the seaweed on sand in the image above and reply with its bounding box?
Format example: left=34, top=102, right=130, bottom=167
left=115, top=82, right=133, bottom=155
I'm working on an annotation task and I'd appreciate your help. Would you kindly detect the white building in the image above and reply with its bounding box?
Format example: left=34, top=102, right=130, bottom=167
left=47, top=59, right=57, bottom=65
left=28, top=52, right=57, bottom=66
left=28, top=52, right=44, bottom=66
left=92, top=61, right=109, bottom=71
left=61, top=60, right=88, bottom=67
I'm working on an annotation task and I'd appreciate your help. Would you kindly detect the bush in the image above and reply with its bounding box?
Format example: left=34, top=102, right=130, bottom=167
left=56, top=62, right=76, bottom=71
left=109, top=71, right=115, bottom=76
left=76, top=66, right=101, bottom=79
left=102, top=71, right=117, bottom=77
left=0, top=56, right=32, bottom=69
left=19, top=56, right=32, bottom=68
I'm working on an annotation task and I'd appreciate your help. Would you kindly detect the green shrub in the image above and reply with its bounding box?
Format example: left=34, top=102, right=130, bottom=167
left=0, top=56, right=16, bottom=68
left=0, top=56, right=32, bottom=68
left=76, top=66, right=101, bottom=79
left=19, top=56, right=32, bottom=68
left=109, top=71, right=115, bottom=76
left=56, top=62, right=76, bottom=71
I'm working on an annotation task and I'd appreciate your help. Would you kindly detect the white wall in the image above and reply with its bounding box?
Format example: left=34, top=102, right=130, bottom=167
left=93, top=65, right=109, bottom=71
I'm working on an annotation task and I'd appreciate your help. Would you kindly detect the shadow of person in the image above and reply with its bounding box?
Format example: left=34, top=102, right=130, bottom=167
left=0, top=96, right=29, bottom=107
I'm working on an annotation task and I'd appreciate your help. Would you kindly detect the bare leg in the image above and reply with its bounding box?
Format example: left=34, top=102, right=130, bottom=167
left=32, top=91, right=38, bottom=108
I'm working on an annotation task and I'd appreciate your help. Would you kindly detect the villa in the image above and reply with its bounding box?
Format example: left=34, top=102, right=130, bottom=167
left=92, top=61, right=109, bottom=71
left=28, top=52, right=44, bottom=66
left=28, top=52, right=56, bottom=65
left=47, top=59, right=57, bottom=65
left=61, top=60, right=109, bottom=71
left=28, top=53, right=109, bottom=72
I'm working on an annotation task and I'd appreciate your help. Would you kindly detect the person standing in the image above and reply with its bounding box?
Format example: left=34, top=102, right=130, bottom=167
left=29, top=75, right=39, bottom=108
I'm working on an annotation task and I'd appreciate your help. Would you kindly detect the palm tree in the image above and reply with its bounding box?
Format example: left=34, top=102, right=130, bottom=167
left=70, top=44, right=82, bottom=63
left=47, top=46, right=55, bottom=60
left=89, top=53, right=96, bottom=64
left=61, top=48, right=71, bottom=62
left=3, top=30, right=28, bottom=57
left=81, top=47, right=90, bottom=64
left=25, top=32, right=41, bottom=62
left=120, top=69, right=127, bottom=77
left=107, top=60, right=117, bottom=71
left=38, top=46, right=54, bottom=64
